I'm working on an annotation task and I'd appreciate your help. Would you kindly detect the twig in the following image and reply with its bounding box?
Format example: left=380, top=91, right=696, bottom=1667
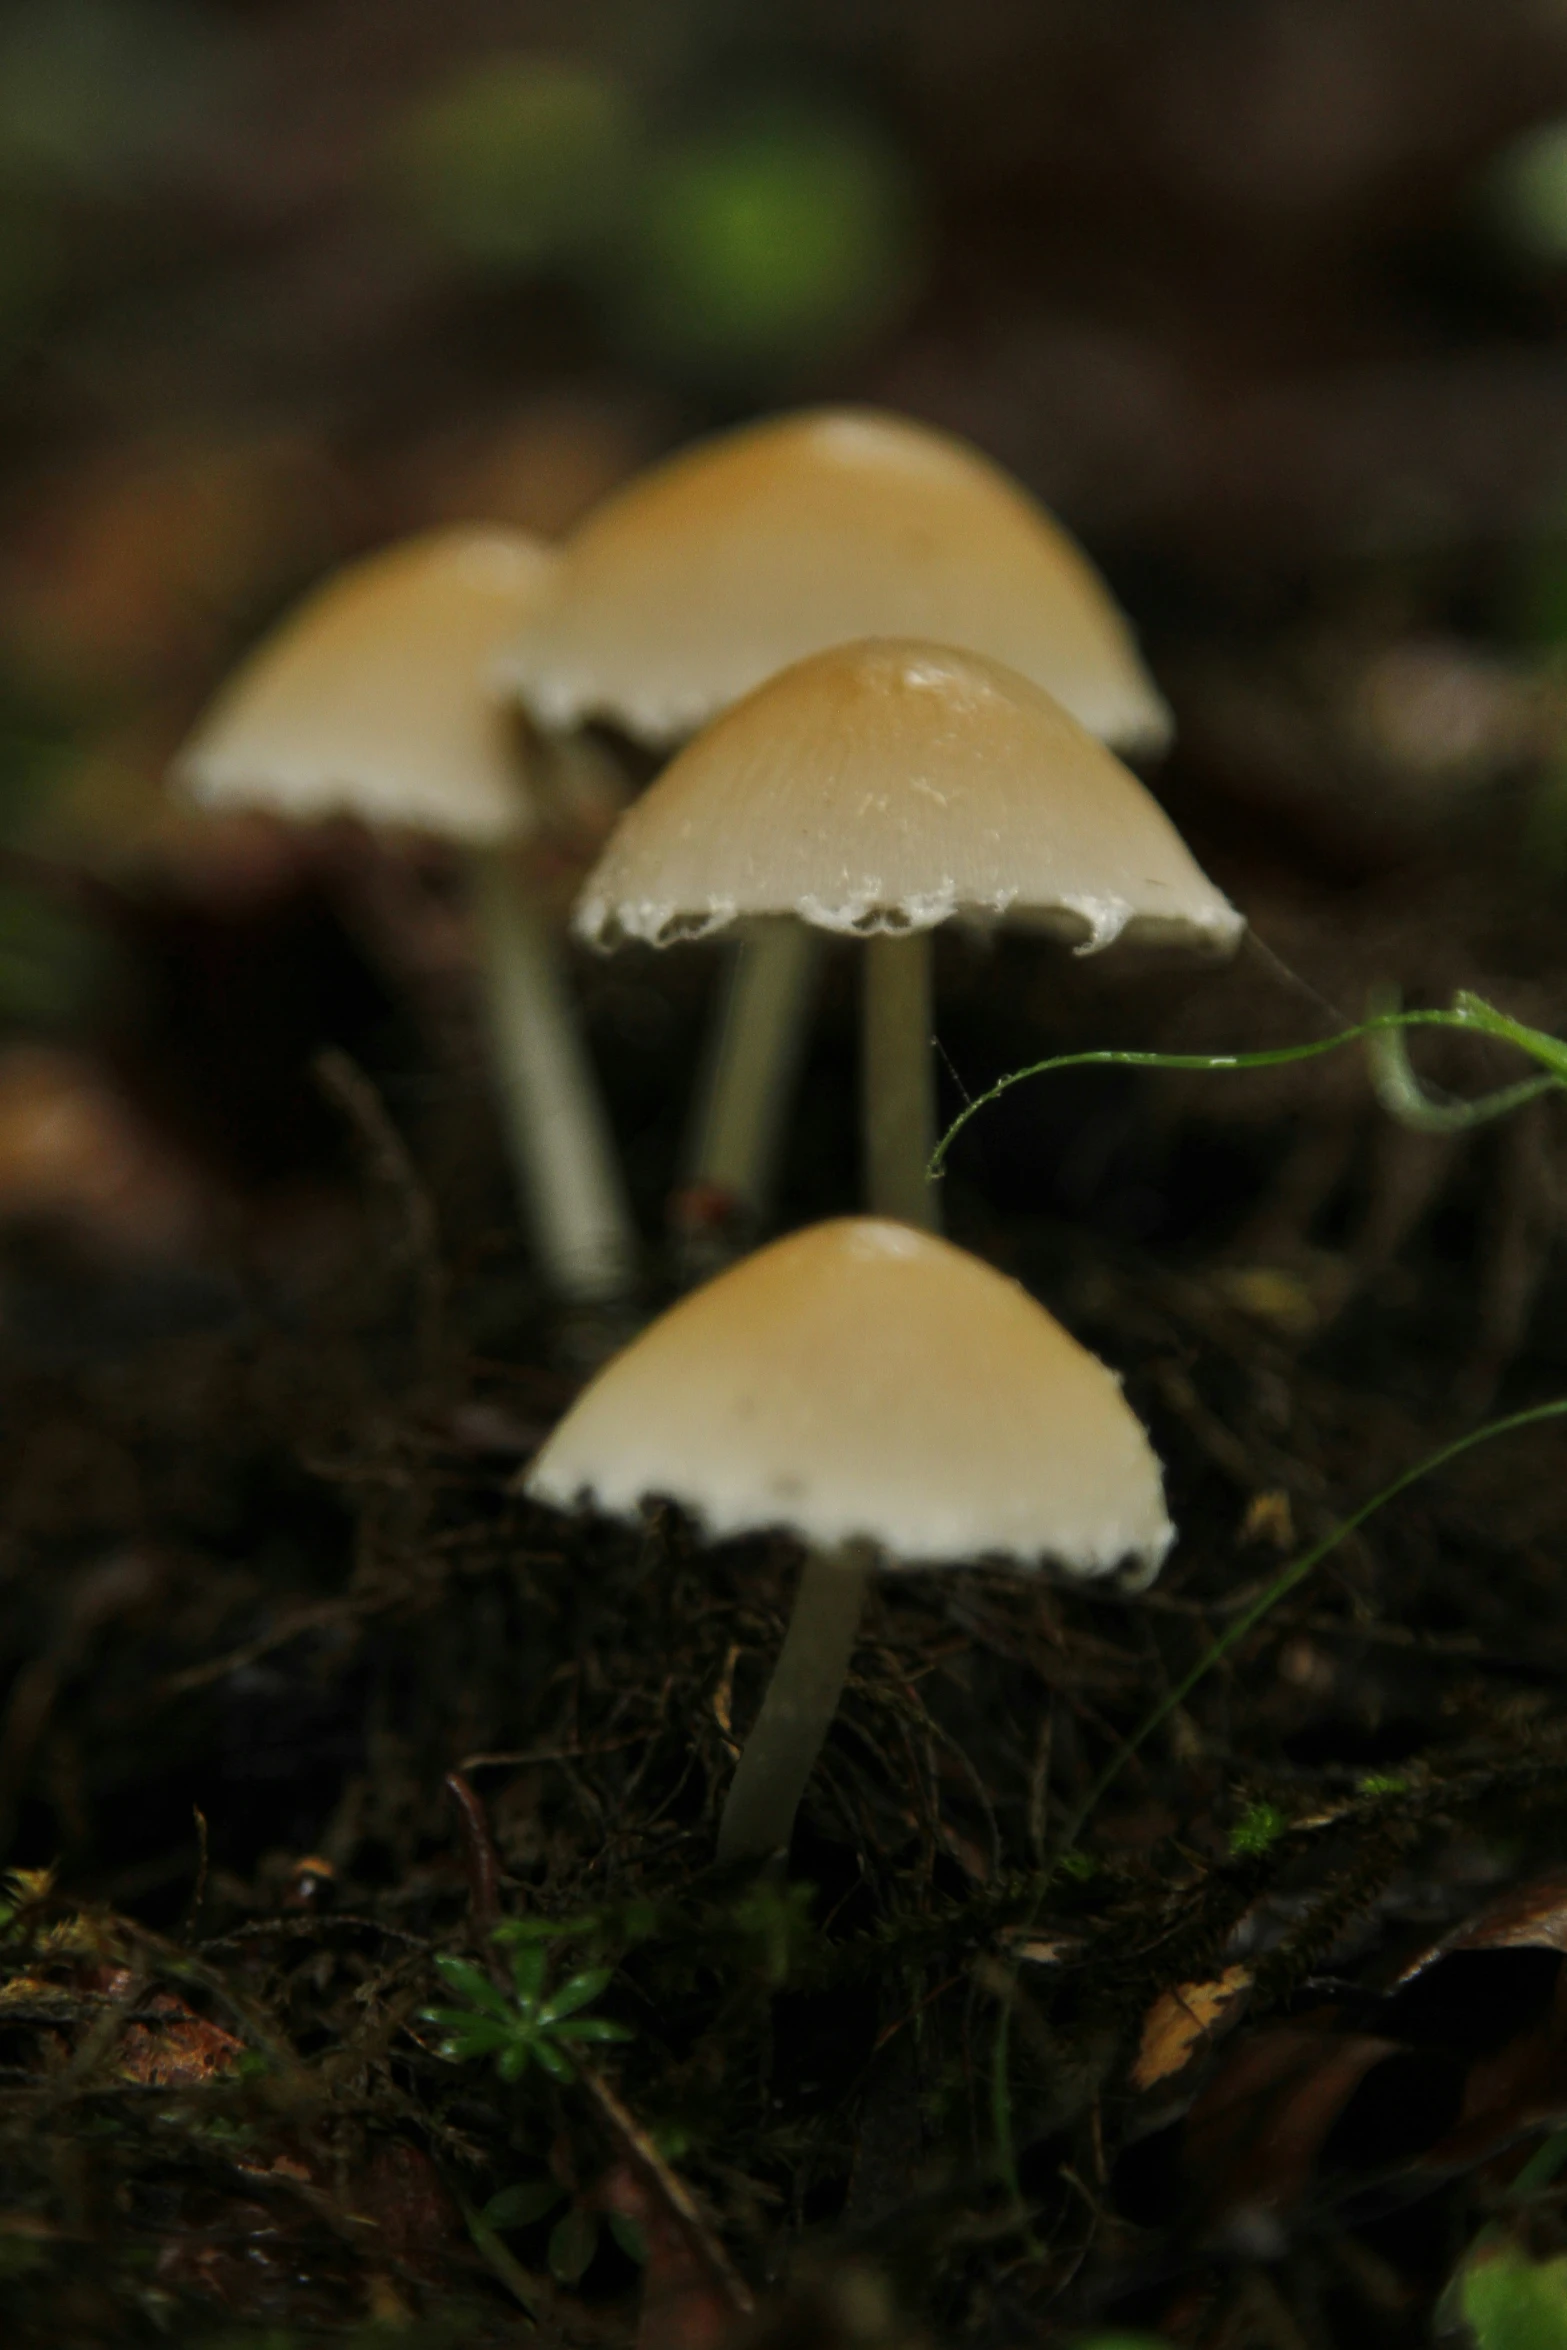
left=313, top=1045, right=444, bottom=1355
left=578, top=2064, right=754, bottom=2317
left=443, top=1771, right=501, bottom=1943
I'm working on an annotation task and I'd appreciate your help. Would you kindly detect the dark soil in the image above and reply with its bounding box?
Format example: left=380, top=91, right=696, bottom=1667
left=5, top=822, right=1567, bottom=2347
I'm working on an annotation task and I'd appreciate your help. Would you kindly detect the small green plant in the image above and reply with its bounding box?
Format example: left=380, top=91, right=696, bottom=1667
left=422, top=1921, right=631, bottom=2086
left=1229, top=1800, right=1289, bottom=1857
left=484, top=2173, right=646, bottom=2285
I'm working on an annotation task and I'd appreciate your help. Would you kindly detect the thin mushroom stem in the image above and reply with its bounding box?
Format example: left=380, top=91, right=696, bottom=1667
left=470, top=846, right=638, bottom=1306
left=717, top=1544, right=873, bottom=1864
left=862, top=929, right=938, bottom=1230
left=679, top=919, right=819, bottom=1271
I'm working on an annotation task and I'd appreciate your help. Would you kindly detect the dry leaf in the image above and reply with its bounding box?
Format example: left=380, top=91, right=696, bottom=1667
left=1132, top=1964, right=1252, bottom=2091
left=115, top=1993, right=243, bottom=2088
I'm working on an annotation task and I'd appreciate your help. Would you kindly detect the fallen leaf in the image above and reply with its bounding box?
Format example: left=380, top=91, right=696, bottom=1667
left=115, top=1992, right=243, bottom=2088
left=1131, top=1965, right=1252, bottom=2091
left=1182, top=2021, right=1405, bottom=2256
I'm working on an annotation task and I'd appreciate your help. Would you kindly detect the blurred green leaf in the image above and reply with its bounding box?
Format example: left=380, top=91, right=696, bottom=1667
left=606, top=2210, right=647, bottom=2264
left=1484, top=119, right=1567, bottom=266
left=484, top=2177, right=564, bottom=2230
left=728, top=1877, right=817, bottom=1989
left=607, top=100, right=923, bottom=384
left=0, top=0, right=223, bottom=195
left=1456, top=2236, right=1567, bottom=2348
left=390, top=56, right=637, bottom=273
left=0, top=883, right=99, bottom=1026
left=547, top=2203, right=599, bottom=2285
left=546, top=1967, right=615, bottom=2019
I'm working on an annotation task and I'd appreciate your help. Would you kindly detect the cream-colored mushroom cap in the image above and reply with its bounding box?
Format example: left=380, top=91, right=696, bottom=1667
left=574, top=638, right=1242, bottom=955
left=174, top=528, right=559, bottom=846
left=526, top=1217, right=1173, bottom=1584
left=504, top=408, right=1172, bottom=755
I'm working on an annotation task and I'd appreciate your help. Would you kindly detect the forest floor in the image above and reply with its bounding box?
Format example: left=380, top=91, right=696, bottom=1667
left=4, top=799, right=1567, bottom=2348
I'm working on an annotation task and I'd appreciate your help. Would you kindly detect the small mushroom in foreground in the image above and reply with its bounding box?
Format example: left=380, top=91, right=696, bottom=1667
left=576, top=637, right=1242, bottom=1232
left=525, top=1216, right=1172, bottom=1864
left=172, top=527, right=637, bottom=1308
left=504, top=405, right=1173, bottom=1259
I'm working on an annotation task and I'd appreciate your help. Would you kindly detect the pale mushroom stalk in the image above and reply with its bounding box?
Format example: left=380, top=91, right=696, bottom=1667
left=682, top=920, right=819, bottom=1250
left=862, top=929, right=937, bottom=1230
left=471, top=850, right=636, bottom=1304
left=716, top=1543, right=872, bottom=1863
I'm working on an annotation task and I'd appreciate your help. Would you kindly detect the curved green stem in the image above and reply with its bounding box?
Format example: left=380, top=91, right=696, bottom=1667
left=928, top=999, right=1565, bottom=1181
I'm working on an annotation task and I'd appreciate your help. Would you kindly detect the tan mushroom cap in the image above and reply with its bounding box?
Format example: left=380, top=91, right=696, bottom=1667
left=527, top=1217, right=1173, bottom=1583
left=503, top=408, right=1172, bottom=755
left=574, top=638, right=1242, bottom=956
left=174, top=528, right=559, bottom=847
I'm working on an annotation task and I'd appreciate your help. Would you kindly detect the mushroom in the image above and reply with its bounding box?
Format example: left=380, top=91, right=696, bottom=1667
left=525, top=1215, right=1172, bottom=1863
left=503, top=406, right=1172, bottom=1256
left=575, top=637, right=1242, bottom=1231
left=172, top=527, right=638, bottom=1309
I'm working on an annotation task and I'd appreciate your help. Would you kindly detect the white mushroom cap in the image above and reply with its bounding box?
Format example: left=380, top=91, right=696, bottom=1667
left=503, top=408, right=1172, bottom=756
left=527, top=1217, right=1172, bottom=1583
left=574, top=638, right=1242, bottom=956
left=174, top=529, right=560, bottom=847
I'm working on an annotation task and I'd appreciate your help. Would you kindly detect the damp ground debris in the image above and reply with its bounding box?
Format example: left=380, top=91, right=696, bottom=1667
left=6, top=870, right=1567, bottom=2346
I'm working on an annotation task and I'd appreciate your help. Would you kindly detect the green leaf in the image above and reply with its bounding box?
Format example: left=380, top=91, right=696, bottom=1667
left=607, top=2211, right=648, bottom=2264
left=432, top=1956, right=513, bottom=2018
left=426, top=2011, right=513, bottom=2049
left=1460, top=2238, right=1567, bottom=2349
left=495, top=2041, right=535, bottom=2084
left=510, top=1942, right=548, bottom=2003
left=437, top=2026, right=515, bottom=2064
left=533, top=2039, right=575, bottom=2084
left=543, top=1968, right=614, bottom=2020
left=548, top=2203, right=600, bottom=2285
left=485, top=2178, right=565, bottom=2230
left=553, top=2016, right=633, bottom=2044
left=421, top=2002, right=509, bottom=2037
